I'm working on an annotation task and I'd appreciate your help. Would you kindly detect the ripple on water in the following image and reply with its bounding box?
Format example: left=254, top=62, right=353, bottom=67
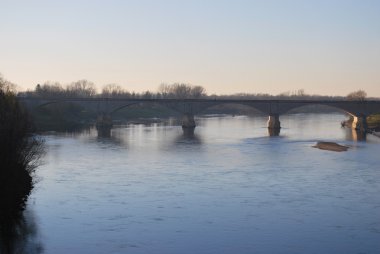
left=29, top=114, right=380, bottom=254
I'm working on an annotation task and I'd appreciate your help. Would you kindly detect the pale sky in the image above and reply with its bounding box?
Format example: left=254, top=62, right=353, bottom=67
left=0, top=0, right=379, bottom=96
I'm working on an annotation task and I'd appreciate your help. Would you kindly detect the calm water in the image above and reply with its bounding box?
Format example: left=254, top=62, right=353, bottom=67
left=25, top=114, right=380, bottom=253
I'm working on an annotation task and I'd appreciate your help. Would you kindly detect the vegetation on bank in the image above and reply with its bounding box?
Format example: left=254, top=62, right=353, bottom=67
left=0, top=76, right=44, bottom=253
left=19, top=80, right=380, bottom=101
left=342, top=114, right=380, bottom=131
left=367, top=114, right=380, bottom=130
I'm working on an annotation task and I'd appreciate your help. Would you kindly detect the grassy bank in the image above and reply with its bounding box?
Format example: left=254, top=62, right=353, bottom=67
left=367, top=114, right=380, bottom=129
left=343, top=114, right=380, bottom=131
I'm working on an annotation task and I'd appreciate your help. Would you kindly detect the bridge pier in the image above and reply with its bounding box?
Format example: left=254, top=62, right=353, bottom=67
left=267, top=114, right=281, bottom=134
left=182, top=113, right=196, bottom=129
left=182, top=113, right=196, bottom=135
left=96, top=113, right=113, bottom=137
left=352, top=115, right=368, bottom=133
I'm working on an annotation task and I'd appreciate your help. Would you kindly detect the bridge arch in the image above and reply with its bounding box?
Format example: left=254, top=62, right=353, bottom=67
left=283, top=103, right=355, bottom=117
left=275, top=101, right=379, bottom=132
left=108, top=101, right=181, bottom=116
left=193, top=102, right=266, bottom=116
left=109, top=102, right=142, bottom=115
left=275, top=101, right=380, bottom=117
left=18, top=97, right=380, bottom=134
left=23, top=99, right=99, bottom=113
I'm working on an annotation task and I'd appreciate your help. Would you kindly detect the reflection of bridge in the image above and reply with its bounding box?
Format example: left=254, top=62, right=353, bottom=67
left=19, top=97, right=380, bottom=135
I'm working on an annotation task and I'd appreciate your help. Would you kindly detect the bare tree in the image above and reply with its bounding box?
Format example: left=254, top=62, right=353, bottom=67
left=35, top=81, right=65, bottom=97
left=278, top=91, right=291, bottom=97
left=102, top=84, right=129, bottom=98
left=0, top=74, right=17, bottom=93
left=158, top=83, right=172, bottom=98
left=347, top=90, right=367, bottom=101
left=66, top=80, right=96, bottom=97
left=173, top=83, right=192, bottom=98
left=141, top=90, right=153, bottom=99
left=295, top=89, right=306, bottom=97
left=158, top=83, right=206, bottom=99
left=190, top=85, right=206, bottom=98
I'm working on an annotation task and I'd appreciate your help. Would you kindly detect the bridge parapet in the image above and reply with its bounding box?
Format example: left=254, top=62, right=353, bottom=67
left=18, top=97, right=380, bottom=115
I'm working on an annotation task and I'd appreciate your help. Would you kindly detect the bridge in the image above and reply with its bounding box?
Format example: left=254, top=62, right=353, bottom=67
left=18, top=97, right=380, bottom=136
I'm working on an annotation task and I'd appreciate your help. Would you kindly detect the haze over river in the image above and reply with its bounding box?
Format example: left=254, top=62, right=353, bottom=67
left=25, top=113, right=380, bottom=253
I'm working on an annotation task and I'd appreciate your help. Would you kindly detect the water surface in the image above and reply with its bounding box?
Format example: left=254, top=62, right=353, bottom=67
left=27, top=114, right=380, bottom=253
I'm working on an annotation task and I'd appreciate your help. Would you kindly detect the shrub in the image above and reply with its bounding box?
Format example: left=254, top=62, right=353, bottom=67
left=0, top=86, right=44, bottom=253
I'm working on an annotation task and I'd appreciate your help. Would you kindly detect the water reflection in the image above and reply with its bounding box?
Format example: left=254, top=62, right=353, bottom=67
left=342, top=128, right=367, bottom=142
left=41, top=126, right=93, bottom=138
left=182, top=126, right=195, bottom=137
left=36, top=122, right=92, bottom=135
left=0, top=204, right=43, bottom=254
left=350, top=129, right=367, bottom=141
left=30, top=114, right=380, bottom=253
left=268, top=128, right=281, bottom=137
left=95, top=130, right=128, bottom=148
left=97, top=128, right=111, bottom=138
left=175, top=128, right=202, bottom=145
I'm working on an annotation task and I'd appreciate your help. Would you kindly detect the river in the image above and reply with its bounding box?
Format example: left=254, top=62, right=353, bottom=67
left=23, top=113, right=380, bottom=253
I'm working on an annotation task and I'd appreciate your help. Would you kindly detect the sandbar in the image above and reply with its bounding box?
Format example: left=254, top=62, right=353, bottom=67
left=313, top=142, right=349, bottom=152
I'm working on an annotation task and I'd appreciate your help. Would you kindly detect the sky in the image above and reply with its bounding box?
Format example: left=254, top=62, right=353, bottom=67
left=0, top=0, right=379, bottom=96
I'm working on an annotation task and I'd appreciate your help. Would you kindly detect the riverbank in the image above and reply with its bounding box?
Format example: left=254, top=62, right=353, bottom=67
left=367, top=114, right=380, bottom=130
left=341, top=114, right=380, bottom=132
left=0, top=90, right=44, bottom=253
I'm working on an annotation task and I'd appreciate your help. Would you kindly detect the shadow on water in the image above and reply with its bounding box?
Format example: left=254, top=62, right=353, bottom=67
left=94, top=131, right=129, bottom=149
left=0, top=91, right=45, bottom=253
left=40, top=125, right=93, bottom=138
left=0, top=196, right=43, bottom=254
left=268, top=128, right=281, bottom=137
left=174, top=127, right=202, bottom=145
left=182, top=127, right=195, bottom=138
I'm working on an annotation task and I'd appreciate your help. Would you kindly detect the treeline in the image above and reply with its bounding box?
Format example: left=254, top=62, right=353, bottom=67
left=19, top=80, right=208, bottom=99
left=213, top=89, right=374, bottom=101
left=18, top=80, right=375, bottom=101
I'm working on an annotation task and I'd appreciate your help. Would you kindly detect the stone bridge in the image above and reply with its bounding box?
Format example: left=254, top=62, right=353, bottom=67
left=18, top=97, right=380, bottom=135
